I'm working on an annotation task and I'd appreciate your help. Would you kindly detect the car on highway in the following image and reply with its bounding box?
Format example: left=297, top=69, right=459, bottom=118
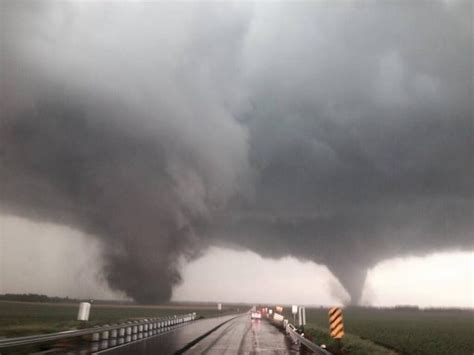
left=250, top=311, right=262, bottom=320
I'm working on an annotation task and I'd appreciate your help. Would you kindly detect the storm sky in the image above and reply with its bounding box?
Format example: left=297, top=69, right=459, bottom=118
left=0, top=0, right=472, bottom=305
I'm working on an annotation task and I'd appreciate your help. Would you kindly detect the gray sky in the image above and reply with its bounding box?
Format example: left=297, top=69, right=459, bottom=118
left=0, top=0, right=472, bottom=305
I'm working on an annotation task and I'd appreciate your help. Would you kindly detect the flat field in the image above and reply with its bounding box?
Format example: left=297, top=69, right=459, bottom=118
left=0, top=300, right=237, bottom=338
left=299, top=307, right=474, bottom=355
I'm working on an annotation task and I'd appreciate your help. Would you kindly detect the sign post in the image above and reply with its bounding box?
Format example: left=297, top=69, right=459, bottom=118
left=328, top=307, right=344, bottom=350
left=77, top=302, right=91, bottom=321
left=291, top=305, right=297, bottom=324
left=297, top=306, right=306, bottom=334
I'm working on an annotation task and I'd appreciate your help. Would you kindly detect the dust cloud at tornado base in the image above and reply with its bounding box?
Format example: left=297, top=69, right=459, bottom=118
left=1, top=1, right=472, bottom=303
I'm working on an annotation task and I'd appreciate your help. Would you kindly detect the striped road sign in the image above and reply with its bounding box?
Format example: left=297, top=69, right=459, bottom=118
left=328, top=307, right=344, bottom=339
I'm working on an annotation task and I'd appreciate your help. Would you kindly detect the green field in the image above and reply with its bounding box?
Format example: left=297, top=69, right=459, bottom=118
left=0, top=300, right=236, bottom=338
left=296, top=307, right=474, bottom=355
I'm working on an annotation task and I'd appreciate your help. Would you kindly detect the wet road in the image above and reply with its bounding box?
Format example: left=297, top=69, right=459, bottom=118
left=99, top=314, right=298, bottom=354
left=185, top=314, right=298, bottom=354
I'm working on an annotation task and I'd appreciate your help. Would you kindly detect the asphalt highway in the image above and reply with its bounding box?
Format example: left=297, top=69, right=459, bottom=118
left=185, top=314, right=299, bottom=354
left=99, top=314, right=299, bottom=354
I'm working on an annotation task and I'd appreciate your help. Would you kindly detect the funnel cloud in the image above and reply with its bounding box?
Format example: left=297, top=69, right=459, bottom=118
left=1, top=0, right=472, bottom=304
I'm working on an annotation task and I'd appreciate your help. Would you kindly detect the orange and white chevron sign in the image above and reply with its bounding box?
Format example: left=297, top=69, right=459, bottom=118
left=328, top=307, right=344, bottom=339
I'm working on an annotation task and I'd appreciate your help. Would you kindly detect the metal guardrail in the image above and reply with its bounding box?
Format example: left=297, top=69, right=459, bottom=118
left=285, top=323, right=331, bottom=355
left=0, top=312, right=196, bottom=351
left=268, top=315, right=331, bottom=355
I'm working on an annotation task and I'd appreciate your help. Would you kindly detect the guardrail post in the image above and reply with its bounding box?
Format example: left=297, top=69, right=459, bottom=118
left=132, top=323, right=138, bottom=341
left=110, top=328, right=117, bottom=338
left=110, top=327, right=118, bottom=347
left=100, top=327, right=109, bottom=350
left=125, top=323, right=132, bottom=343
left=92, top=332, right=100, bottom=342
left=118, top=326, right=125, bottom=345
left=91, top=330, right=100, bottom=352
left=146, top=320, right=151, bottom=337
left=119, top=326, right=125, bottom=337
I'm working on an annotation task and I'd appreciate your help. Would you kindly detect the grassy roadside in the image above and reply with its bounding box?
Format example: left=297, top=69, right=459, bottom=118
left=275, top=306, right=474, bottom=354
left=0, top=300, right=237, bottom=338
left=303, top=324, right=396, bottom=355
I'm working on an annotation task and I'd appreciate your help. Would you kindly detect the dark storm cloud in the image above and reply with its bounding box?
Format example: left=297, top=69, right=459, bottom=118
left=1, top=0, right=251, bottom=303
left=1, top=0, right=472, bottom=303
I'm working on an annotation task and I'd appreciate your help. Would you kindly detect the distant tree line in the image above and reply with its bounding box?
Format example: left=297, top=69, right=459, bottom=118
left=0, top=293, right=134, bottom=305
left=0, top=293, right=79, bottom=303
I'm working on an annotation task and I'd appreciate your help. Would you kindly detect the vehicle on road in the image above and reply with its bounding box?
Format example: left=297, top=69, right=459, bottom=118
left=250, top=311, right=262, bottom=320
